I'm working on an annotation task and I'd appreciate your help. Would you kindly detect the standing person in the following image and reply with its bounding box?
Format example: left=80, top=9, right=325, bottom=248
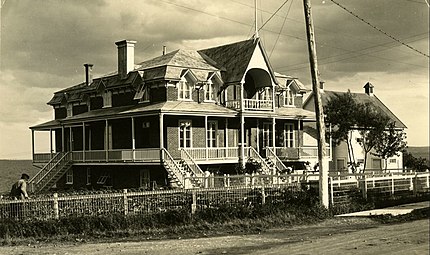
left=10, top=173, right=30, bottom=200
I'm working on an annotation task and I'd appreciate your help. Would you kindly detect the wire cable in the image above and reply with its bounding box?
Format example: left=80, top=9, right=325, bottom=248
left=269, top=0, right=294, bottom=58
left=330, top=0, right=429, bottom=58
left=258, top=0, right=290, bottom=32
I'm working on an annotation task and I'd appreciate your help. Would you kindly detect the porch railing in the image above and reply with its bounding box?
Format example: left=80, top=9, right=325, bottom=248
left=273, top=146, right=331, bottom=160
left=265, top=147, right=288, bottom=174
left=180, top=149, right=204, bottom=177
left=225, top=99, right=273, bottom=111
left=183, top=147, right=239, bottom=161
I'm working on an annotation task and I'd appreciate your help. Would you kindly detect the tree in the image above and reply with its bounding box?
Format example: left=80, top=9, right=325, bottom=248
left=356, top=102, right=391, bottom=172
left=372, top=122, right=407, bottom=171
left=403, top=151, right=429, bottom=171
left=324, top=91, right=359, bottom=171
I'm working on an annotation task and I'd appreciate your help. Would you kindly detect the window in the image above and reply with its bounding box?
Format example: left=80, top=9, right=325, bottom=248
left=207, top=121, right=218, bottom=147
left=66, top=169, right=73, bottom=184
left=86, top=168, right=91, bottom=185
left=66, top=103, right=73, bottom=117
left=284, top=123, right=294, bottom=147
left=179, top=120, right=192, bottom=148
left=140, top=169, right=151, bottom=189
left=262, top=123, right=272, bottom=148
left=284, top=88, right=294, bottom=106
left=178, top=77, right=192, bottom=100
left=204, top=82, right=216, bottom=101
left=258, top=87, right=272, bottom=100
left=134, top=84, right=150, bottom=102
left=389, top=159, right=397, bottom=164
left=103, top=91, right=112, bottom=107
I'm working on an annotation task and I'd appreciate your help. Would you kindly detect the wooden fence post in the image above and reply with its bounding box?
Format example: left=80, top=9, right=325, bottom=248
left=413, top=172, right=418, bottom=196
left=329, top=177, right=334, bottom=206
left=53, top=193, right=59, bottom=220
left=123, top=189, right=128, bottom=216
left=362, top=175, right=367, bottom=200
left=426, top=170, right=429, bottom=188
left=391, top=173, right=395, bottom=195
left=261, top=186, right=266, bottom=205
left=190, top=191, right=197, bottom=214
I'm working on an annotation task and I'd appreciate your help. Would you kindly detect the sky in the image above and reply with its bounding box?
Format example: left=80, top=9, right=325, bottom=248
left=0, top=0, right=428, bottom=159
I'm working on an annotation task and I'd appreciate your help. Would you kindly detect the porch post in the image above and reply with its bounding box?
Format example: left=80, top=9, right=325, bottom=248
left=225, top=118, right=228, bottom=157
left=69, top=127, right=72, bottom=152
left=159, top=113, right=164, bottom=161
left=256, top=119, right=260, bottom=153
left=131, top=117, right=135, bottom=161
left=49, top=129, right=53, bottom=157
left=205, top=115, right=208, bottom=160
left=82, top=122, right=85, bottom=162
left=240, top=82, right=245, bottom=169
left=61, top=125, right=65, bottom=152
left=31, top=129, right=35, bottom=160
left=298, top=118, right=301, bottom=158
left=105, top=119, right=108, bottom=162
left=272, top=117, right=276, bottom=153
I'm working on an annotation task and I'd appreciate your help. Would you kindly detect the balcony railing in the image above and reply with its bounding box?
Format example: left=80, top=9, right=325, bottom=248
left=273, top=146, right=331, bottom=160
left=225, top=99, right=273, bottom=111
left=183, top=147, right=240, bottom=161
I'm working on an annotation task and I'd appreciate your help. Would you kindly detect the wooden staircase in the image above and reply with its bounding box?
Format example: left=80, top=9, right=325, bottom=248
left=29, top=152, right=73, bottom=193
left=265, top=147, right=289, bottom=174
left=247, top=147, right=273, bottom=175
left=161, top=148, right=204, bottom=189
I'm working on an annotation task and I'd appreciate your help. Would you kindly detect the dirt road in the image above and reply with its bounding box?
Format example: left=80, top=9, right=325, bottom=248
left=1, top=218, right=428, bottom=255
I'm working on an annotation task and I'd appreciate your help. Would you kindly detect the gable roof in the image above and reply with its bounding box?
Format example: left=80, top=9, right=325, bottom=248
left=199, top=38, right=268, bottom=85
left=304, top=90, right=406, bottom=129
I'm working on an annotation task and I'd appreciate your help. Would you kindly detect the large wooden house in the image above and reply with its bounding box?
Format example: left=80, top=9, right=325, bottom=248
left=29, top=38, right=327, bottom=192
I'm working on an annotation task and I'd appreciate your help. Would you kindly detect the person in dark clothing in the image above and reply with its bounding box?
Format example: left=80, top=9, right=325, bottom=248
left=10, top=173, right=30, bottom=199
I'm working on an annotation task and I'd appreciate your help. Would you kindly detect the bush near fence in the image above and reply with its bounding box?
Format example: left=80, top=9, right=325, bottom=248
left=0, top=185, right=332, bottom=240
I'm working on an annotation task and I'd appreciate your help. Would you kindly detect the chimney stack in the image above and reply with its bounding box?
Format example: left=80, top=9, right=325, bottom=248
left=84, top=63, right=93, bottom=86
left=319, top=80, right=325, bottom=92
left=364, top=82, right=374, bottom=96
left=162, top=45, right=167, bottom=55
left=115, top=40, right=137, bottom=79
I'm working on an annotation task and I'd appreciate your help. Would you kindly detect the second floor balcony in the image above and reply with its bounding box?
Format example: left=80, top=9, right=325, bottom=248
left=225, top=99, right=273, bottom=111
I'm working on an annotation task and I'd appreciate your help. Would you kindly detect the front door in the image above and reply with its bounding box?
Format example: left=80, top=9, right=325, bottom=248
left=260, top=123, right=272, bottom=157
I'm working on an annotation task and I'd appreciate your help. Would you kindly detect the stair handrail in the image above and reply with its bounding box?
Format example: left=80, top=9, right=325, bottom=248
left=161, top=148, right=185, bottom=185
left=265, top=147, right=288, bottom=174
left=247, top=147, right=272, bottom=175
left=180, top=149, right=204, bottom=177
left=36, top=152, right=72, bottom=185
left=29, top=152, right=62, bottom=185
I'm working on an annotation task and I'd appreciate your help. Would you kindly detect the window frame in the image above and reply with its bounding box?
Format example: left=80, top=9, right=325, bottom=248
left=66, top=169, right=73, bottom=184
left=179, top=120, right=192, bottom=148
left=207, top=120, right=218, bottom=147
left=178, top=77, right=193, bottom=100
left=284, top=123, right=295, bottom=148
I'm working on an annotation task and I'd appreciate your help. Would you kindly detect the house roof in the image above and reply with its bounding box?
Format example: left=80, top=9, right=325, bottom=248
left=275, top=72, right=309, bottom=93
left=305, top=90, right=407, bottom=129
left=274, top=107, right=315, bottom=120
left=198, top=39, right=259, bottom=85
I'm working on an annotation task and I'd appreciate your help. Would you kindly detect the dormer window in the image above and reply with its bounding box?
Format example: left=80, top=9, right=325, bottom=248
left=204, top=81, right=215, bottom=102
left=284, top=87, right=294, bottom=106
left=178, top=76, right=192, bottom=100
left=102, top=91, right=112, bottom=108
left=134, top=84, right=150, bottom=102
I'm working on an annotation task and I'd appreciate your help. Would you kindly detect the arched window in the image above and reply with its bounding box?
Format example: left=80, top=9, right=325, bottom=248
left=178, top=77, right=192, bottom=100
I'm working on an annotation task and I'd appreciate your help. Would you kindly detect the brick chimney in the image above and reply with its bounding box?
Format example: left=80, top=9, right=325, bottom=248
left=84, top=63, right=93, bottom=86
left=115, top=40, right=137, bottom=79
left=364, top=82, right=374, bottom=96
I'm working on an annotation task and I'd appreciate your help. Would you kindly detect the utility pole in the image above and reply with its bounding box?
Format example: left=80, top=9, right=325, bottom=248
left=303, top=0, right=329, bottom=208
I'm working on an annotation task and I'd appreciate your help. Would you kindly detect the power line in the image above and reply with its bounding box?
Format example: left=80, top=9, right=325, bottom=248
left=258, top=0, right=290, bottom=32
left=330, top=0, right=429, bottom=58
left=270, top=0, right=294, bottom=58
left=276, top=32, right=429, bottom=71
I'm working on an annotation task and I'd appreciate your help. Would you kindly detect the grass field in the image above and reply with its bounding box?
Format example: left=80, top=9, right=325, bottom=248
left=0, top=160, right=40, bottom=194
